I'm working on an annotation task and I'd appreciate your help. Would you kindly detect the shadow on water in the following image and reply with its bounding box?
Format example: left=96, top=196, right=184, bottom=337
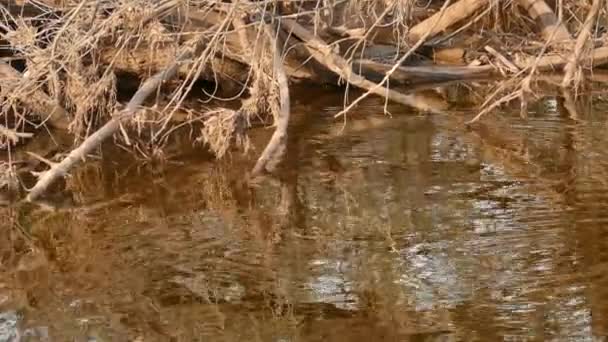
left=4, top=79, right=608, bottom=341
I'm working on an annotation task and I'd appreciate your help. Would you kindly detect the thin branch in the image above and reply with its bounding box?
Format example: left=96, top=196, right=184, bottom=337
left=26, top=43, right=202, bottom=201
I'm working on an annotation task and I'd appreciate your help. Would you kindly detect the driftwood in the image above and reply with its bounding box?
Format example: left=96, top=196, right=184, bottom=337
left=100, top=45, right=250, bottom=86
left=355, top=61, right=495, bottom=84
left=517, top=46, right=608, bottom=71
left=408, top=0, right=489, bottom=41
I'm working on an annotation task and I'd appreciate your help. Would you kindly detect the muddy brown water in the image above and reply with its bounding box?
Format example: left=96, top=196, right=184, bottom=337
left=2, top=84, right=608, bottom=341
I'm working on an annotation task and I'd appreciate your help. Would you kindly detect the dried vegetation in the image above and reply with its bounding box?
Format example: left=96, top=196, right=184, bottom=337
left=0, top=0, right=606, bottom=201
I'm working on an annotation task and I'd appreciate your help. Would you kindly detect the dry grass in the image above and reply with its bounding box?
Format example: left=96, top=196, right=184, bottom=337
left=200, top=108, right=251, bottom=159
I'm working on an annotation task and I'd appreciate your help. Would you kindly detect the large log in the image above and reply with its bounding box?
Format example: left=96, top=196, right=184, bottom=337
left=99, top=44, right=251, bottom=92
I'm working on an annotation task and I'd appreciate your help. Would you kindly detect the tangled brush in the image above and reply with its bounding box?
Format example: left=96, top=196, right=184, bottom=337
left=199, top=108, right=251, bottom=159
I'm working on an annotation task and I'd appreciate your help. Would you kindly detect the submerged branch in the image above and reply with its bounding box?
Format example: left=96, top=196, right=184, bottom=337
left=251, top=20, right=291, bottom=176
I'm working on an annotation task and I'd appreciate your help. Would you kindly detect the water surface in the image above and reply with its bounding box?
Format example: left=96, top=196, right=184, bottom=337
left=2, top=84, right=608, bottom=341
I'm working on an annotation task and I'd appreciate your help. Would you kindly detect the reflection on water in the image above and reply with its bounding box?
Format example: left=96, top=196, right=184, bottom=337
left=3, top=84, right=608, bottom=341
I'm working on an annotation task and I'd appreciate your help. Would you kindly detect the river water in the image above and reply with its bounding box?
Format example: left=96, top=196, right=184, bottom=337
left=2, top=82, right=608, bottom=341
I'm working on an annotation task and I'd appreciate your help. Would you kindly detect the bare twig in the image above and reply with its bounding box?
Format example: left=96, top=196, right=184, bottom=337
left=485, top=46, right=520, bottom=73
left=330, top=0, right=455, bottom=118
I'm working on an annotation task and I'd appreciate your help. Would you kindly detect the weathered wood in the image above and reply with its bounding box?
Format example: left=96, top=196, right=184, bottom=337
left=433, top=47, right=467, bottom=65
left=354, top=60, right=495, bottom=84
left=100, top=45, right=250, bottom=90
left=516, top=46, right=608, bottom=70
left=251, top=22, right=291, bottom=176
left=408, top=0, right=489, bottom=41
left=281, top=18, right=448, bottom=114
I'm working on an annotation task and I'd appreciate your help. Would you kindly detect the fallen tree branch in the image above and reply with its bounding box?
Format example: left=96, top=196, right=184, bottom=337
left=516, top=45, right=608, bottom=70
left=251, top=20, right=291, bottom=176
left=354, top=60, right=495, bottom=84
left=280, top=17, right=448, bottom=117
left=25, top=45, right=199, bottom=201
left=100, top=45, right=251, bottom=86
left=316, top=0, right=454, bottom=118
left=408, top=0, right=489, bottom=41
